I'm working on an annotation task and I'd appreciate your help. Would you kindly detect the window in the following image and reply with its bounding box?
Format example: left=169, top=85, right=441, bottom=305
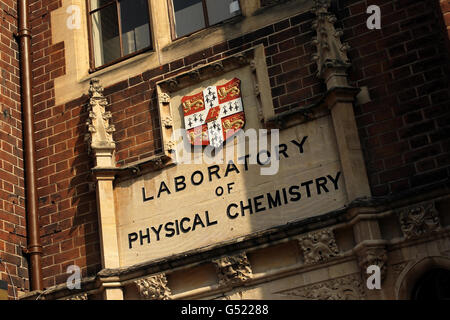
left=87, top=0, right=152, bottom=70
left=411, top=269, right=450, bottom=300
left=169, top=0, right=241, bottom=38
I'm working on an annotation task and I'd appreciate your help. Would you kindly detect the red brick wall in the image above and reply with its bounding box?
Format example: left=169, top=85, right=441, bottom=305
left=25, top=0, right=450, bottom=290
left=29, top=0, right=102, bottom=289
left=337, top=0, right=450, bottom=196
left=0, top=0, right=29, bottom=298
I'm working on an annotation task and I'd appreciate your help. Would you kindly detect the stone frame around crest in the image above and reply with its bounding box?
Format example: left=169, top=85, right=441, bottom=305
left=155, top=44, right=275, bottom=160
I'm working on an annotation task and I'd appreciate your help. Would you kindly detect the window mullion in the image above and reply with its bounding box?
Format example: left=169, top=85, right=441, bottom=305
left=201, top=0, right=210, bottom=27
left=87, top=0, right=94, bottom=71
left=116, top=0, right=124, bottom=57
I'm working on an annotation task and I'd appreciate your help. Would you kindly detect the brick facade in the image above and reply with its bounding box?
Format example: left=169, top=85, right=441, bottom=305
left=0, top=0, right=28, bottom=297
left=0, top=0, right=448, bottom=297
left=339, top=0, right=450, bottom=196
left=28, top=0, right=99, bottom=289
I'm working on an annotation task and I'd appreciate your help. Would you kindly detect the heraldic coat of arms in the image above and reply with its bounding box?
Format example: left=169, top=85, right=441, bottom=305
left=181, top=78, right=245, bottom=148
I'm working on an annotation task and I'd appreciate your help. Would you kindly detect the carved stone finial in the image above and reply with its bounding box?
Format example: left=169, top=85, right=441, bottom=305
left=213, top=253, right=252, bottom=286
left=311, top=0, right=331, bottom=15
left=89, top=78, right=104, bottom=98
left=86, top=78, right=116, bottom=167
left=398, top=202, right=440, bottom=239
left=134, top=274, right=171, bottom=300
left=297, top=229, right=340, bottom=264
left=310, top=0, right=351, bottom=79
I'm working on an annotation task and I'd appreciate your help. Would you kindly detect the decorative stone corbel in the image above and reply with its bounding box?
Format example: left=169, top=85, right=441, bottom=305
left=398, top=202, right=441, bottom=239
left=166, top=79, right=179, bottom=92
left=212, top=61, right=224, bottom=73
left=356, top=245, right=388, bottom=282
left=188, top=70, right=201, bottom=80
left=297, top=229, right=340, bottom=264
left=134, top=274, right=171, bottom=300
left=86, top=78, right=116, bottom=168
left=213, top=253, right=252, bottom=287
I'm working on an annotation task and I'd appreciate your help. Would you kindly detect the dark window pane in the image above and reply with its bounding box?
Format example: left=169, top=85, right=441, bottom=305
left=173, top=0, right=205, bottom=37
left=120, top=0, right=151, bottom=55
left=206, top=0, right=240, bottom=26
left=92, top=5, right=121, bottom=67
left=90, top=0, right=115, bottom=11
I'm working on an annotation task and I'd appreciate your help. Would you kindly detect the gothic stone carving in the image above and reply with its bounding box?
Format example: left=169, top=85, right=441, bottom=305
left=213, top=253, right=252, bottom=286
left=298, top=229, right=340, bottom=264
left=86, top=78, right=116, bottom=153
left=159, top=92, right=171, bottom=104
left=162, top=116, right=173, bottom=128
left=165, top=140, right=176, bottom=153
left=398, top=202, right=440, bottom=239
left=276, top=273, right=365, bottom=300
left=357, top=246, right=388, bottom=281
left=311, top=0, right=351, bottom=78
left=66, top=293, right=88, bottom=300
left=134, top=274, right=171, bottom=300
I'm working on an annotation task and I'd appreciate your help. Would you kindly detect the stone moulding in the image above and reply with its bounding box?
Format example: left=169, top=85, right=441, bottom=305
left=297, top=228, right=340, bottom=264
left=397, top=201, right=441, bottom=239
left=213, top=253, right=253, bottom=287
left=158, top=51, right=254, bottom=94
left=134, top=273, right=171, bottom=300
left=275, top=273, right=366, bottom=300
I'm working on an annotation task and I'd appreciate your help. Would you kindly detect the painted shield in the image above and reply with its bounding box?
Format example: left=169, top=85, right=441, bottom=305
left=181, top=78, right=245, bottom=148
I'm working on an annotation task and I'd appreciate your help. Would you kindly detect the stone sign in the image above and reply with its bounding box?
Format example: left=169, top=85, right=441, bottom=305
left=115, top=71, right=347, bottom=265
